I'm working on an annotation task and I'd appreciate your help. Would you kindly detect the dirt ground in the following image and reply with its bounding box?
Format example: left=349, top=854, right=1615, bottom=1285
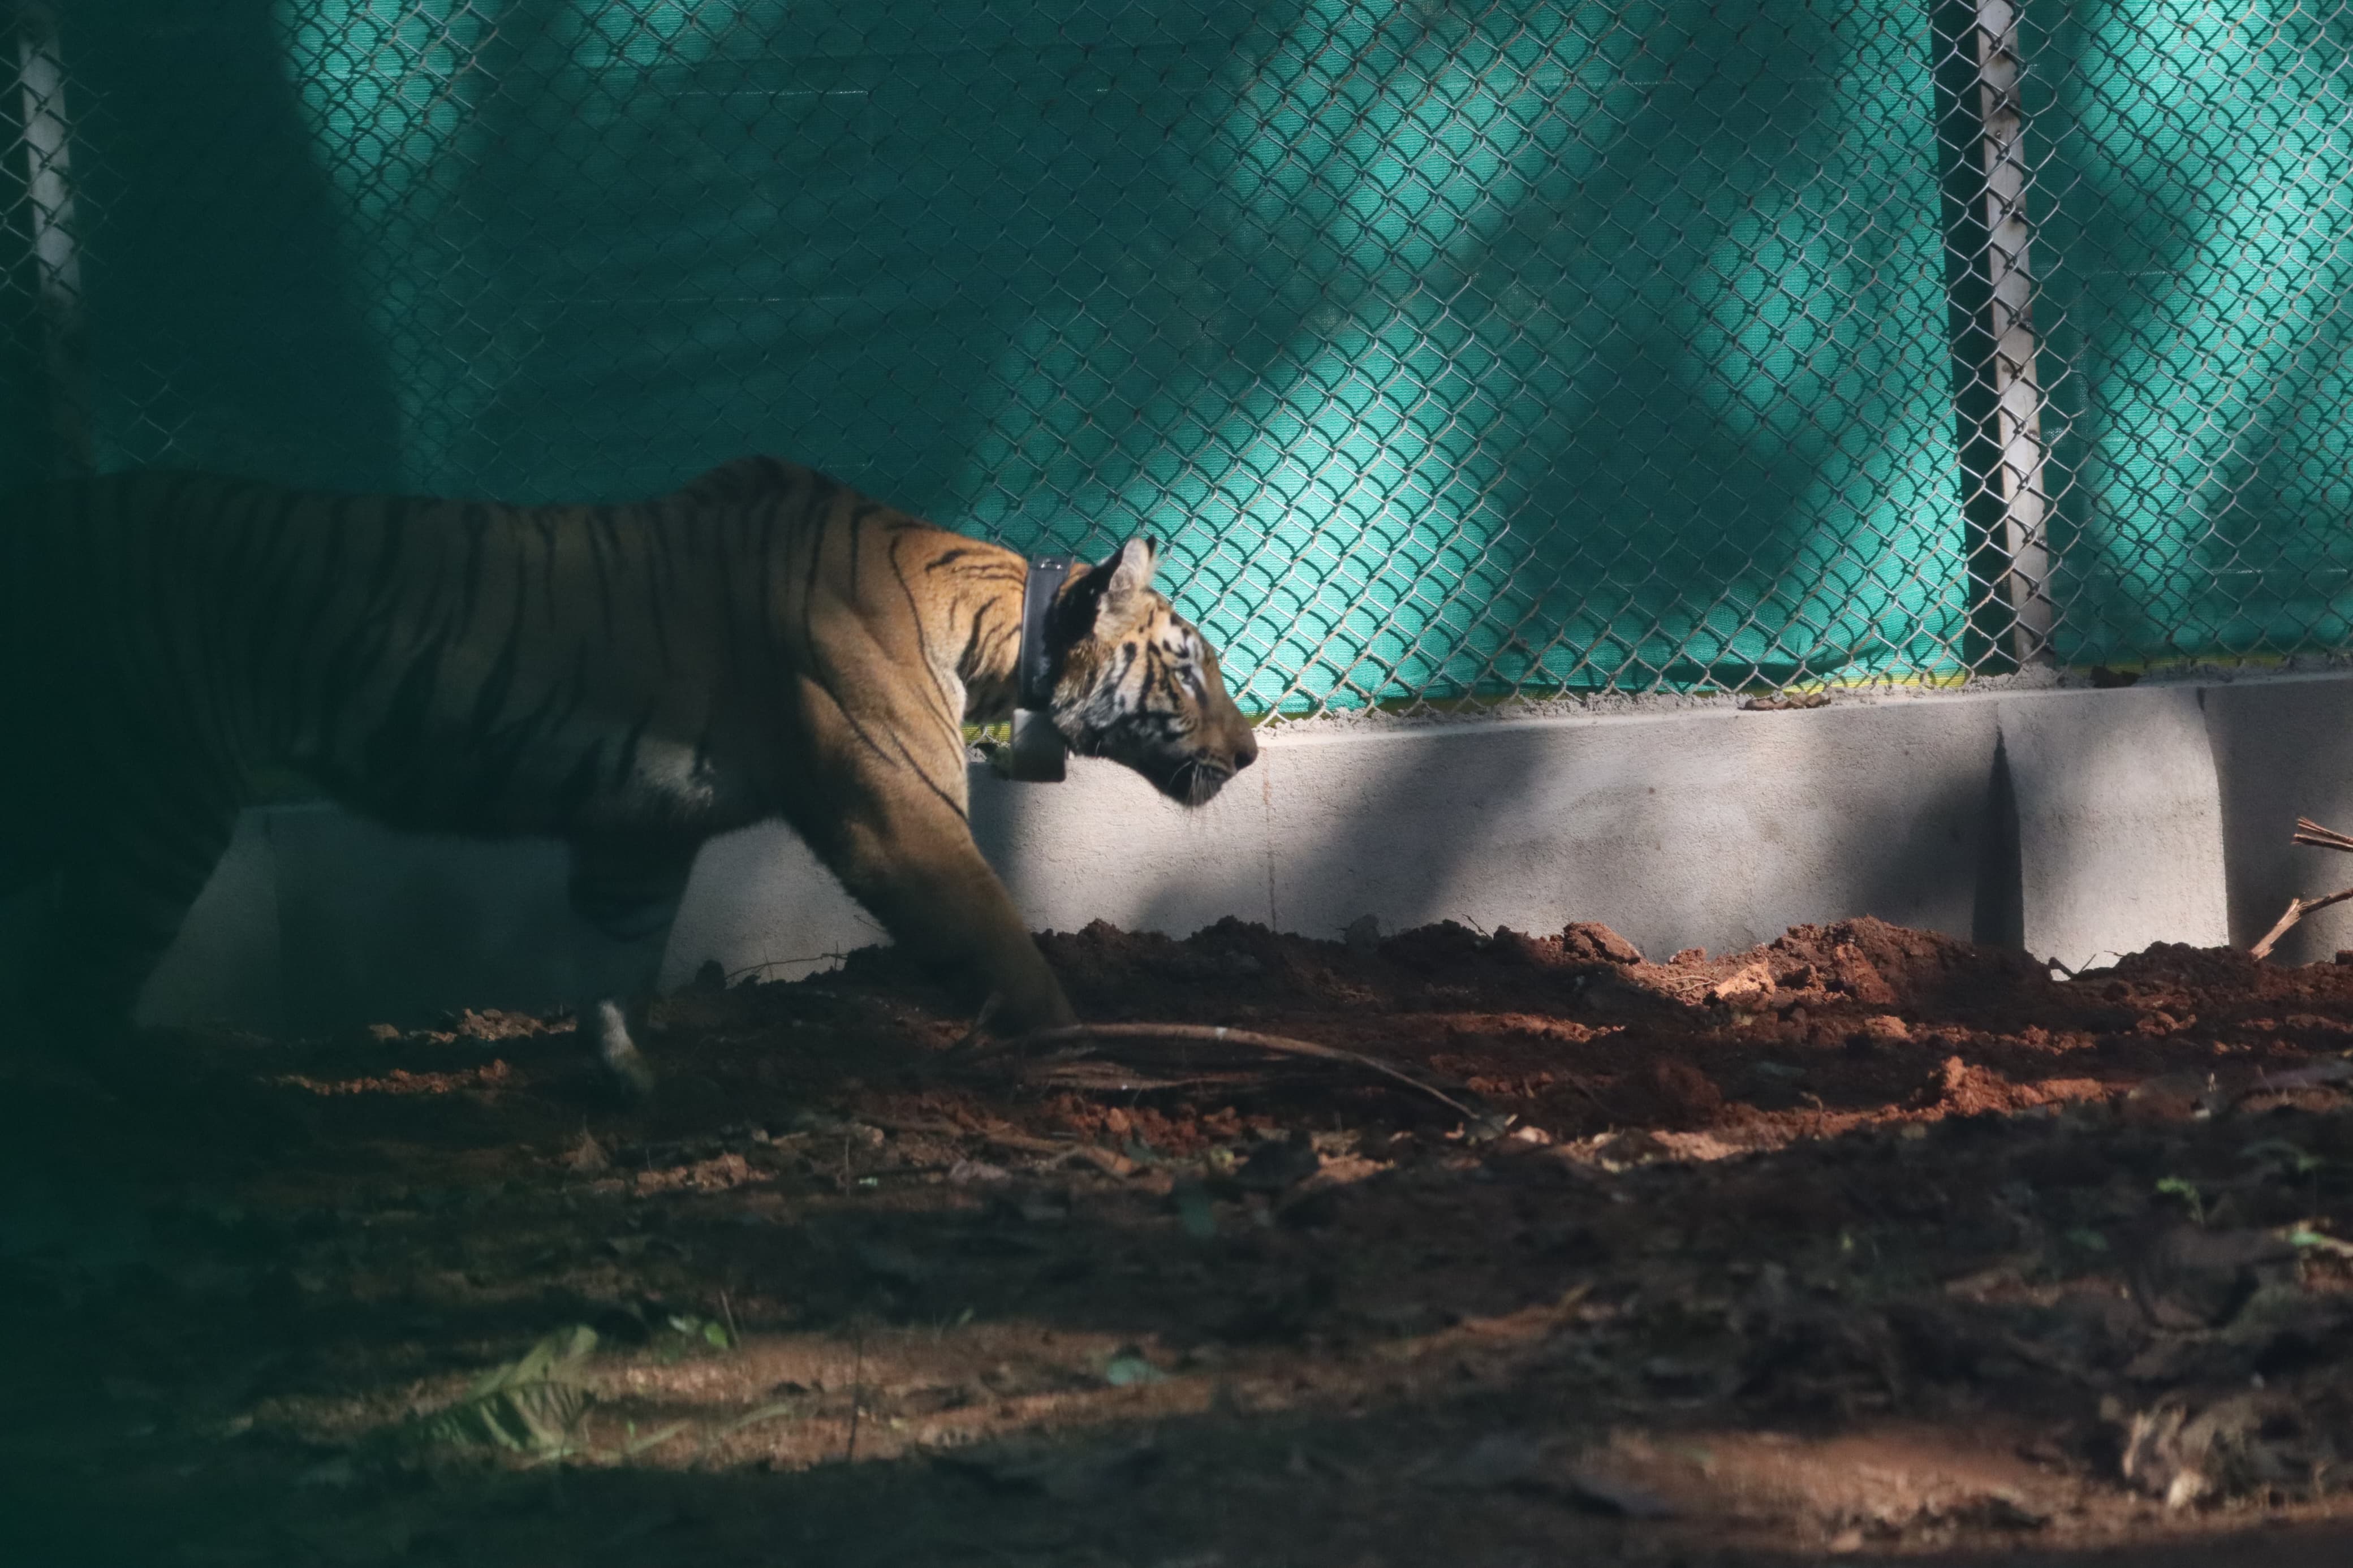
left=11, top=914, right=2353, bottom=1567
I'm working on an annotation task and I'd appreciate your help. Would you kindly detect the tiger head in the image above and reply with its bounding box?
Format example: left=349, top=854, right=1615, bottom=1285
left=1048, top=539, right=1259, bottom=805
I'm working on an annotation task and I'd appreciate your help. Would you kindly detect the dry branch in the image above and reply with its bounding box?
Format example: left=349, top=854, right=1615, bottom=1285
left=2251, top=816, right=2353, bottom=960
left=2292, top=817, right=2353, bottom=854
left=967, top=1022, right=1486, bottom=1122
left=2251, top=888, right=2353, bottom=962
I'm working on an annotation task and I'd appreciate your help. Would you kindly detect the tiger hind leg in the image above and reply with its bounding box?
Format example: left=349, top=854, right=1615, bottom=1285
left=23, top=807, right=238, bottom=1051
left=566, top=835, right=698, bottom=1099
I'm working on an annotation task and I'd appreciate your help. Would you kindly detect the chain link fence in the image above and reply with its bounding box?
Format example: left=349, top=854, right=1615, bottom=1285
left=5, top=1, right=2353, bottom=715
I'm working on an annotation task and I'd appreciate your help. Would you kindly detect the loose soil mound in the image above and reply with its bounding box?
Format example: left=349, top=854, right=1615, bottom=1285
left=8, top=915, right=2353, bottom=1565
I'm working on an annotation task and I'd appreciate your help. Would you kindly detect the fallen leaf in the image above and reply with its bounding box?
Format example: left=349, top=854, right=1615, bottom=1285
left=1104, top=1351, right=1167, bottom=1388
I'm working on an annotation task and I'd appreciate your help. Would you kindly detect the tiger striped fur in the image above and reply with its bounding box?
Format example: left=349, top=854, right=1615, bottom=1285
left=0, top=455, right=1257, bottom=1087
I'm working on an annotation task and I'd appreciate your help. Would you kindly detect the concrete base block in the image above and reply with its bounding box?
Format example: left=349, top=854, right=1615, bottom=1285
left=971, top=751, right=1275, bottom=941
left=2205, top=675, right=2353, bottom=963
left=133, top=809, right=286, bottom=1030
left=264, top=807, right=635, bottom=1032
left=1997, top=686, right=2230, bottom=973
left=1230, top=703, right=2000, bottom=961
left=16, top=672, right=2347, bottom=1030
left=657, top=823, right=878, bottom=991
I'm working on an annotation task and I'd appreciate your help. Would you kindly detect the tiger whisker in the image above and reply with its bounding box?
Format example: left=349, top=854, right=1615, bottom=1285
left=1178, top=759, right=1232, bottom=806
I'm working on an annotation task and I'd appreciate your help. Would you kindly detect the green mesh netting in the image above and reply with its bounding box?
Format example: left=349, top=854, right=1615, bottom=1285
left=10, top=2, right=2353, bottom=712
left=2027, top=0, right=2353, bottom=668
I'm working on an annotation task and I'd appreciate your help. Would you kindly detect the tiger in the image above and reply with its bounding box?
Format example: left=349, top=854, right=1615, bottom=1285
left=0, top=455, right=1259, bottom=1091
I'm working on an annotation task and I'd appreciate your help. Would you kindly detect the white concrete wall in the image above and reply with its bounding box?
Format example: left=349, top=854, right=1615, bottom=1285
left=1997, top=686, right=2231, bottom=970
left=136, top=809, right=286, bottom=1029
left=973, top=697, right=2002, bottom=960
left=12, top=671, right=2343, bottom=1030
left=2204, top=674, right=2353, bottom=962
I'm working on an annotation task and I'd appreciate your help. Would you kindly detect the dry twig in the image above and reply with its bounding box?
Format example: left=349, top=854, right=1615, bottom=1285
left=2293, top=817, right=2353, bottom=854
left=967, top=1021, right=1486, bottom=1122
left=2251, top=817, right=2353, bottom=961
left=2251, top=889, right=2353, bottom=961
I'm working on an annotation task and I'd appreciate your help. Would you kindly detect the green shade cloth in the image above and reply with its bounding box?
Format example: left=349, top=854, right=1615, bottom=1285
left=2026, top=0, right=2353, bottom=669
left=14, top=2, right=2351, bottom=711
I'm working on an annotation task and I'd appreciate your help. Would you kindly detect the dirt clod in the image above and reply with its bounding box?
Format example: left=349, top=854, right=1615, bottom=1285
left=1561, top=922, right=1644, bottom=966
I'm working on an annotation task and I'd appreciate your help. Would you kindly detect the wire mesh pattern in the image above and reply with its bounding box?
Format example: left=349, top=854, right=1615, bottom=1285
left=2024, top=2, right=2353, bottom=671
left=4, top=1, right=2353, bottom=715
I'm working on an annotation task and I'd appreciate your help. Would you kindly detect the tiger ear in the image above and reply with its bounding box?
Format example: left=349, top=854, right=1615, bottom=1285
left=1093, top=537, right=1158, bottom=633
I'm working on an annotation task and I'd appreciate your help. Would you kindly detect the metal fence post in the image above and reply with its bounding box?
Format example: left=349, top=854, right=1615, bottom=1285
left=1940, top=0, right=2055, bottom=672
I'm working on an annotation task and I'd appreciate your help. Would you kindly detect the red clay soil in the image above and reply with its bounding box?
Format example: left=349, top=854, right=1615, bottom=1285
left=8, top=914, right=2353, bottom=1566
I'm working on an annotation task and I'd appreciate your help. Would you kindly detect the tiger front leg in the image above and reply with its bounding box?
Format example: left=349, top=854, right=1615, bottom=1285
left=566, top=835, right=699, bottom=1099
left=795, top=796, right=1076, bottom=1036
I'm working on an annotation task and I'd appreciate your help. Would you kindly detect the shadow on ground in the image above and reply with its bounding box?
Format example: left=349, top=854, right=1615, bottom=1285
left=8, top=915, right=2353, bottom=1566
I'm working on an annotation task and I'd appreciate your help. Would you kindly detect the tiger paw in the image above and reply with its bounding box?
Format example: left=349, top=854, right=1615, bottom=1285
left=587, top=999, right=657, bottom=1100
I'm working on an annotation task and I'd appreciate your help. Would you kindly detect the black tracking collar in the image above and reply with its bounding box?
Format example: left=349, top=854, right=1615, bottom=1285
left=1005, top=555, right=1074, bottom=783
left=1017, top=555, right=1072, bottom=709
